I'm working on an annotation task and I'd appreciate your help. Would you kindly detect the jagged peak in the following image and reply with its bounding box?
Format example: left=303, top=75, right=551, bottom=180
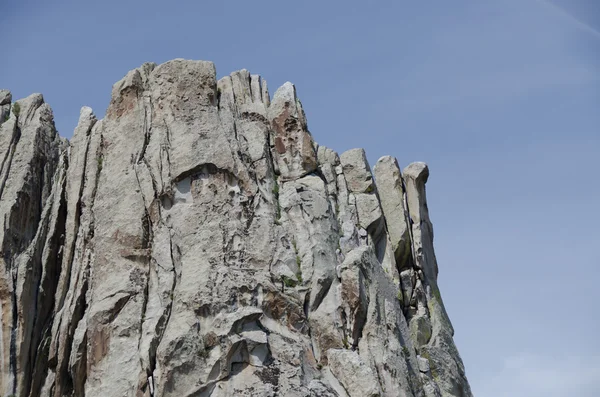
left=0, top=59, right=471, bottom=397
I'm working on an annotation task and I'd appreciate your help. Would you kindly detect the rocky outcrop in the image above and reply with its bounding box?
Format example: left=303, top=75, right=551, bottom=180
left=0, top=93, right=67, bottom=397
left=0, top=59, right=472, bottom=397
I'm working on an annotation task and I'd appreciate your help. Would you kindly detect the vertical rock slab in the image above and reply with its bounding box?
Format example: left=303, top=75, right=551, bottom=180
left=374, top=156, right=412, bottom=269
left=0, top=90, right=11, bottom=124
left=16, top=150, right=67, bottom=397
left=340, top=148, right=397, bottom=280
left=403, top=162, right=472, bottom=397
left=267, top=83, right=317, bottom=180
left=80, top=64, right=155, bottom=397
left=403, top=162, right=437, bottom=281
left=47, top=107, right=101, bottom=397
left=0, top=93, right=65, bottom=397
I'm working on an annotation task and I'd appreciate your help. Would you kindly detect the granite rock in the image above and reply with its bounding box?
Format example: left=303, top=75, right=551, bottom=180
left=0, top=60, right=471, bottom=397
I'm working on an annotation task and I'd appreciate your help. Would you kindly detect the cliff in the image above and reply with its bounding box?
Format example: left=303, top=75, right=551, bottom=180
left=0, top=59, right=472, bottom=397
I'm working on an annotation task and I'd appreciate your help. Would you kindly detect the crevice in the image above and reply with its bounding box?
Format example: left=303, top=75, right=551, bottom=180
left=4, top=120, right=60, bottom=395
left=309, top=168, right=329, bottom=190
left=247, top=74, right=253, bottom=102
left=145, top=227, right=179, bottom=387
left=22, top=100, right=44, bottom=126
left=351, top=299, right=367, bottom=350
left=58, top=124, right=94, bottom=311
left=138, top=267, right=150, bottom=345
left=54, top=126, right=103, bottom=397
left=137, top=212, right=152, bottom=353
left=27, top=159, right=68, bottom=397
left=309, top=275, right=332, bottom=313
left=9, top=263, right=18, bottom=396
left=239, top=111, right=269, bottom=124
left=0, top=123, right=22, bottom=200
left=172, top=162, right=238, bottom=186
left=401, top=178, right=417, bottom=268
left=132, top=158, right=156, bottom=380
left=56, top=267, right=89, bottom=397
left=163, top=119, right=172, bottom=148
left=399, top=177, right=418, bottom=314
left=157, top=233, right=178, bottom=357
left=232, top=118, right=238, bottom=141
left=137, top=95, right=153, bottom=164
left=105, top=293, right=133, bottom=323
left=302, top=291, right=311, bottom=321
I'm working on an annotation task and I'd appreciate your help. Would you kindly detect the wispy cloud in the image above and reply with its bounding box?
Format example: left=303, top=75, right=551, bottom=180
left=474, top=353, right=600, bottom=397
left=535, top=0, right=600, bottom=40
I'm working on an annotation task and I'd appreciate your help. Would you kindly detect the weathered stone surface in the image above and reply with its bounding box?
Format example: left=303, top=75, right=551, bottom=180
left=340, top=148, right=374, bottom=194
left=403, top=162, right=436, bottom=278
left=0, top=90, right=11, bottom=106
left=374, top=156, right=412, bottom=269
left=0, top=93, right=65, bottom=397
left=327, top=349, right=381, bottom=397
left=0, top=90, right=11, bottom=123
left=418, top=355, right=430, bottom=373
left=268, top=82, right=317, bottom=180
left=402, top=162, right=472, bottom=397
left=0, top=59, right=471, bottom=397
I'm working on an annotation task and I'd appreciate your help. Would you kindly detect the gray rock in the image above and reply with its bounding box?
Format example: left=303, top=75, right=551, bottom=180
left=402, top=162, right=472, bottom=396
left=268, top=82, right=317, bottom=180
left=0, top=89, right=11, bottom=105
left=0, top=93, right=64, bottom=397
left=340, top=148, right=374, bottom=194
left=0, top=90, right=11, bottom=123
left=418, top=356, right=431, bottom=373
left=374, top=156, right=412, bottom=268
left=0, top=59, right=472, bottom=397
left=327, top=349, right=381, bottom=397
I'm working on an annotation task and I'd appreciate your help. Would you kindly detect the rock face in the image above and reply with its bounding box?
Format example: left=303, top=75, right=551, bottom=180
left=0, top=59, right=472, bottom=397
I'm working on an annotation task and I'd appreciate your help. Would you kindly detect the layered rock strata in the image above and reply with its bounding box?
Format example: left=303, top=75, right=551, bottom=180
left=0, top=59, right=471, bottom=397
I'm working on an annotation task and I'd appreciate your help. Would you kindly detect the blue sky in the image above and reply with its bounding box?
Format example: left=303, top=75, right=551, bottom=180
left=2, top=1, right=599, bottom=395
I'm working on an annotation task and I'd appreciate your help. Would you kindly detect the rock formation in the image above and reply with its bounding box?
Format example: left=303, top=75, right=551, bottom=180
left=0, top=59, right=472, bottom=397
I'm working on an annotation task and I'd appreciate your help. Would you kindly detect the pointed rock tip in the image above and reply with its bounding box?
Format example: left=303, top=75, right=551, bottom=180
left=403, top=162, right=429, bottom=181
left=272, top=81, right=297, bottom=102
left=112, top=68, right=143, bottom=92
left=374, top=156, right=401, bottom=177
left=269, top=82, right=302, bottom=122
left=15, top=93, right=45, bottom=114
left=340, top=148, right=368, bottom=164
left=20, top=93, right=44, bottom=103
left=141, top=61, right=157, bottom=70
left=0, top=90, right=11, bottom=105
left=79, top=106, right=96, bottom=122
left=375, top=155, right=397, bottom=167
